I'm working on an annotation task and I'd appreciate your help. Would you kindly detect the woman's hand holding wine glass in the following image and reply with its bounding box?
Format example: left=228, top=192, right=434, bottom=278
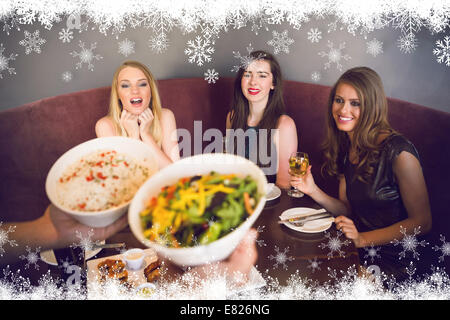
left=287, top=152, right=309, bottom=198
left=289, top=163, right=317, bottom=196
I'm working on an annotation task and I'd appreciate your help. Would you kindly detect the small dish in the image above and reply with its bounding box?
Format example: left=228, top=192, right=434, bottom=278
left=266, top=183, right=281, bottom=201
left=279, top=207, right=334, bottom=233
left=135, top=283, right=157, bottom=299
left=123, top=248, right=146, bottom=270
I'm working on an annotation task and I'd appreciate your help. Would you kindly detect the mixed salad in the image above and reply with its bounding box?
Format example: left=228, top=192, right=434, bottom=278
left=140, top=171, right=260, bottom=247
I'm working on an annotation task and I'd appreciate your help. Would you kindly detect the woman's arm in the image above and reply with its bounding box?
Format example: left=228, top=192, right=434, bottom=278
left=0, top=205, right=128, bottom=266
left=160, top=108, right=180, bottom=163
left=95, top=117, right=116, bottom=137
left=291, top=169, right=351, bottom=216
left=274, top=115, right=298, bottom=189
left=140, top=108, right=179, bottom=168
left=342, top=151, right=432, bottom=248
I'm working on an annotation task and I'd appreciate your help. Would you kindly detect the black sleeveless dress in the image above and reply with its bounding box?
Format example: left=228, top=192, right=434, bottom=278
left=342, top=134, right=428, bottom=281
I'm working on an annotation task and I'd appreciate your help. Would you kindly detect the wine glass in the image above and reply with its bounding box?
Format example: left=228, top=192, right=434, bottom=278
left=287, top=152, right=309, bottom=198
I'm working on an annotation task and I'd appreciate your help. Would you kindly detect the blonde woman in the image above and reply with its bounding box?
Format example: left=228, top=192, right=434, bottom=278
left=96, top=61, right=179, bottom=168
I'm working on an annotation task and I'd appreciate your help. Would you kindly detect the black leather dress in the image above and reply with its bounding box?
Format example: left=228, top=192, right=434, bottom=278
left=342, top=134, right=426, bottom=281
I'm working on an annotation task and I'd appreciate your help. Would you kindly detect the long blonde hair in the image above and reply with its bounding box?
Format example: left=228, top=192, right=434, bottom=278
left=108, top=60, right=163, bottom=146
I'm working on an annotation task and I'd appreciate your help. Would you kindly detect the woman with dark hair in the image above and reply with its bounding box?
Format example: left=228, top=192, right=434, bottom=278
left=226, top=50, right=298, bottom=188
left=290, top=66, right=432, bottom=280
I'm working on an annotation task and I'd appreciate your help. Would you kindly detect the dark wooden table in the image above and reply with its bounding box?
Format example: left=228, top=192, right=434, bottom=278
left=97, top=189, right=360, bottom=287
left=7, top=190, right=360, bottom=292
left=253, top=190, right=360, bottom=285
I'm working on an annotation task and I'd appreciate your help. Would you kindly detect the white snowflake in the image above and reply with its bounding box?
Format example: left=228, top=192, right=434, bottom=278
left=149, top=33, right=169, bottom=54
left=118, top=38, right=135, bottom=57
left=390, top=9, right=426, bottom=40
left=267, top=29, right=294, bottom=55
left=253, top=225, right=267, bottom=248
left=327, top=20, right=339, bottom=33
left=433, top=234, right=450, bottom=263
left=0, top=222, right=18, bottom=256
left=70, top=41, right=103, bottom=71
left=307, top=28, right=322, bottom=43
left=327, top=264, right=359, bottom=283
left=0, top=43, right=17, bottom=79
left=391, top=226, right=428, bottom=260
left=58, top=257, right=72, bottom=272
left=433, top=35, right=450, bottom=67
left=2, top=15, right=21, bottom=36
left=265, top=7, right=285, bottom=25
left=318, top=40, right=351, bottom=71
left=19, top=30, right=46, bottom=55
left=19, top=246, right=41, bottom=270
left=250, top=16, right=270, bottom=36
left=243, top=225, right=267, bottom=250
left=405, top=261, right=417, bottom=281
left=132, top=10, right=175, bottom=38
left=366, top=38, right=383, bottom=57
left=397, top=33, right=418, bottom=54
left=318, top=230, right=351, bottom=260
left=58, top=28, right=73, bottom=43
left=307, top=257, right=322, bottom=273
left=200, top=22, right=222, bottom=41
left=311, top=71, right=321, bottom=82
left=363, top=244, right=382, bottom=263
left=71, top=229, right=102, bottom=259
left=61, top=71, right=72, bottom=82
left=231, top=43, right=266, bottom=72
left=204, top=68, right=219, bottom=84
left=184, top=35, right=215, bottom=66
left=268, top=246, right=294, bottom=270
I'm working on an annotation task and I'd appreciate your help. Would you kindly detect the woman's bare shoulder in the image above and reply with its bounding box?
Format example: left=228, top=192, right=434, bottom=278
left=95, top=116, right=116, bottom=137
left=160, top=107, right=176, bottom=124
left=161, top=107, right=175, bottom=117
left=277, top=114, right=296, bottom=130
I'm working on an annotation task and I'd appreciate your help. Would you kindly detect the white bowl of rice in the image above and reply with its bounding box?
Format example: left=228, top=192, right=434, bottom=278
left=46, top=137, right=158, bottom=228
left=128, top=153, right=267, bottom=267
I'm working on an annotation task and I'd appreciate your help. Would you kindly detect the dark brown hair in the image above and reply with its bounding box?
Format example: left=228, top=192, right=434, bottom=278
left=322, top=66, right=396, bottom=182
left=229, top=50, right=285, bottom=131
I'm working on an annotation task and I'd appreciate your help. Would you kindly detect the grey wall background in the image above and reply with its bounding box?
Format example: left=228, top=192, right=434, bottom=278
left=0, top=10, right=449, bottom=113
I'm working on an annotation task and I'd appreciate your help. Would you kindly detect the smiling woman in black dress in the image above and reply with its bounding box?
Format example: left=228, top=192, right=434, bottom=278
left=290, top=67, right=432, bottom=281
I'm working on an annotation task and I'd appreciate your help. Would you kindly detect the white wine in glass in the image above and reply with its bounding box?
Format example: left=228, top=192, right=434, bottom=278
left=287, top=152, right=309, bottom=197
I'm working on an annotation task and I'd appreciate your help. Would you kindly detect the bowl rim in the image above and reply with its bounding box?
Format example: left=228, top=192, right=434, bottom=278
left=128, top=152, right=267, bottom=254
left=45, top=136, right=158, bottom=217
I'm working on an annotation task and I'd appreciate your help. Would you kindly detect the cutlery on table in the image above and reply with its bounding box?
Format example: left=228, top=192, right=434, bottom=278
left=278, top=208, right=329, bottom=223
left=91, top=242, right=126, bottom=250
left=284, top=215, right=335, bottom=227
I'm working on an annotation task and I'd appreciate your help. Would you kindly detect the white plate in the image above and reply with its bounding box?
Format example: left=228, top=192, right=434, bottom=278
left=40, top=241, right=105, bottom=266
left=279, top=207, right=334, bottom=233
left=266, top=184, right=281, bottom=201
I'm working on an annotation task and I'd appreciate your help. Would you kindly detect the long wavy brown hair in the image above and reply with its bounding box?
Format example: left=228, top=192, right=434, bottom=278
left=322, top=66, right=396, bottom=183
left=229, top=50, right=285, bottom=131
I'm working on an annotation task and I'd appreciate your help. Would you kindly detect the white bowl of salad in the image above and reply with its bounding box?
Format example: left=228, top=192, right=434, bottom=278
left=128, top=153, right=267, bottom=267
left=46, top=137, right=158, bottom=227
